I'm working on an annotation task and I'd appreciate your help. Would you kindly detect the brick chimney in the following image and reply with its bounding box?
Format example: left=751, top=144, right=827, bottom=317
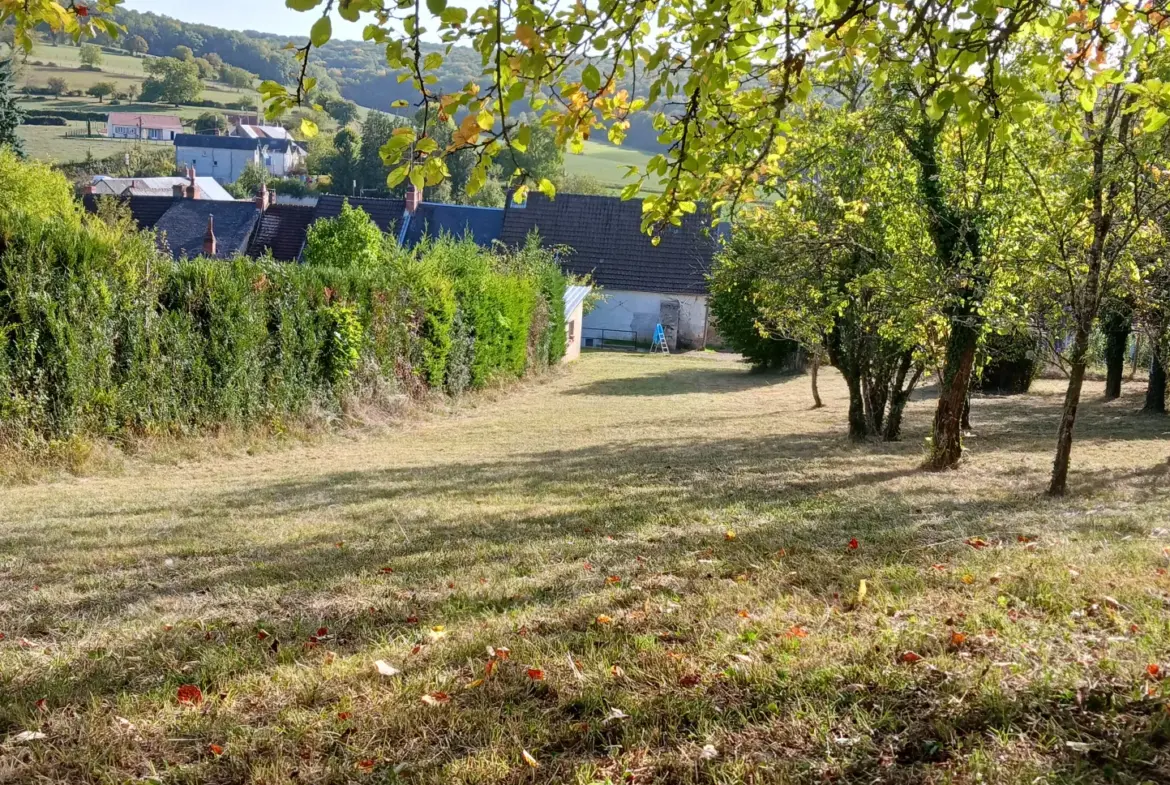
left=202, top=215, right=217, bottom=257
left=255, top=182, right=268, bottom=211
left=185, top=166, right=200, bottom=199
left=405, top=184, right=422, bottom=214
left=82, top=184, right=97, bottom=195
left=173, top=183, right=185, bottom=199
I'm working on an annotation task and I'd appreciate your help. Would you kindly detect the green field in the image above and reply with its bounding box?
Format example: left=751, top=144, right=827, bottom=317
left=17, top=121, right=171, bottom=162
left=563, top=139, right=658, bottom=192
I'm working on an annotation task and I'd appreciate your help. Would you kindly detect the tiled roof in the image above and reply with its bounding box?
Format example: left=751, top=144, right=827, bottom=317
left=173, top=134, right=301, bottom=154
left=89, top=176, right=235, bottom=201
left=313, top=194, right=407, bottom=235
left=82, top=193, right=176, bottom=230
left=107, top=112, right=182, bottom=131
left=154, top=200, right=261, bottom=259
left=403, top=203, right=505, bottom=248
left=247, top=204, right=316, bottom=261
left=499, top=193, right=718, bottom=295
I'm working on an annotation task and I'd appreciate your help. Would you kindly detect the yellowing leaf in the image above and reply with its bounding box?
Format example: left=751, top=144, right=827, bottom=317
left=374, top=660, right=400, bottom=677
left=515, top=25, right=540, bottom=49
left=857, top=579, right=867, bottom=603
left=522, top=749, right=539, bottom=768
left=299, top=118, right=319, bottom=138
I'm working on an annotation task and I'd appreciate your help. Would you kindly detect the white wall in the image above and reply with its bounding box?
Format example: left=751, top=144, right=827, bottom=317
left=176, top=146, right=259, bottom=184
left=582, top=289, right=709, bottom=350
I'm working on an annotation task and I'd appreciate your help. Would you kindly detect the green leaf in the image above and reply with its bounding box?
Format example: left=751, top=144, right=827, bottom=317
left=390, top=99, right=409, bottom=108
left=386, top=165, right=409, bottom=187
left=582, top=64, right=602, bottom=92
left=426, top=0, right=448, bottom=14
left=415, top=137, right=439, bottom=154
left=286, top=0, right=324, bottom=10
left=513, top=125, right=530, bottom=153
left=424, top=52, right=443, bottom=70
left=476, top=110, right=493, bottom=131
left=1144, top=110, right=1169, bottom=134
left=310, top=15, right=332, bottom=47
left=1078, top=86, right=1097, bottom=113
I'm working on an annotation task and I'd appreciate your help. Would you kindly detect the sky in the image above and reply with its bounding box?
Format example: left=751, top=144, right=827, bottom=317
left=122, top=0, right=369, bottom=41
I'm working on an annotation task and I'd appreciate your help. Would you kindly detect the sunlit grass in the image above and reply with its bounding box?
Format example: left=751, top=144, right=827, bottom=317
left=1, top=354, right=1169, bottom=783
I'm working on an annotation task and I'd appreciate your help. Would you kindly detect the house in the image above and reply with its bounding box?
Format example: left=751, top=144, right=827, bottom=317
left=174, top=134, right=306, bottom=184
left=86, top=173, right=235, bottom=201
left=82, top=175, right=274, bottom=260
left=563, top=285, right=592, bottom=362
left=499, top=193, right=719, bottom=350
left=106, top=113, right=183, bottom=141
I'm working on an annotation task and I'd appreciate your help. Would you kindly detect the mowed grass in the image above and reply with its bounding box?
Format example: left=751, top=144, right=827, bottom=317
left=2, top=354, right=1170, bottom=784
left=563, top=140, right=658, bottom=192
left=16, top=121, right=172, bottom=162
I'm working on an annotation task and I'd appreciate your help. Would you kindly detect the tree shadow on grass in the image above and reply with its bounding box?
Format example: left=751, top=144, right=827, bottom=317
left=561, top=364, right=793, bottom=397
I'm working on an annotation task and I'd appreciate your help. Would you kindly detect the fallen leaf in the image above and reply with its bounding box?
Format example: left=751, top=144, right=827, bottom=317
left=176, top=684, right=203, bottom=705
left=965, top=537, right=990, bottom=549
left=522, top=749, right=539, bottom=768
left=10, top=730, right=47, bottom=744
left=380, top=566, right=394, bottom=574
left=583, top=561, right=594, bottom=572
left=485, top=658, right=497, bottom=677
left=1017, top=534, right=1036, bottom=543
left=596, top=614, right=613, bottom=625
left=163, top=624, right=174, bottom=631
left=737, top=609, right=751, bottom=618
left=961, top=574, right=975, bottom=585
left=950, top=631, right=967, bottom=647
left=209, top=743, right=224, bottom=755
left=931, top=564, right=947, bottom=571
left=337, top=711, right=352, bottom=720
left=405, top=614, right=419, bottom=624
left=699, top=744, right=719, bottom=760
left=35, top=698, right=46, bottom=712
left=605, top=575, right=621, bottom=586
left=857, top=579, right=868, bottom=603
left=324, top=651, right=337, bottom=665
left=611, top=664, right=625, bottom=678
left=447, top=582, right=455, bottom=589
left=724, top=530, right=736, bottom=541
left=335, top=541, right=344, bottom=548
left=315, top=626, right=328, bottom=638
left=428, top=626, right=447, bottom=641
left=357, top=758, right=375, bottom=771
left=788, top=625, right=809, bottom=639
left=898, top=651, right=923, bottom=664
left=466, top=678, right=485, bottom=688
left=1147, top=663, right=1162, bottom=680
left=848, top=538, right=860, bottom=550
left=605, top=707, right=630, bottom=723
left=495, top=646, right=511, bottom=660
left=526, top=667, right=546, bottom=681
left=374, top=660, right=400, bottom=677
left=679, top=673, right=702, bottom=687
left=256, top=630, right=269, bottom=640
left=420, top=691, right=450, bottom=705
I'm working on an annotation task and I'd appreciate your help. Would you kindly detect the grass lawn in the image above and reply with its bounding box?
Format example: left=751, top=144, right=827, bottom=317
left=564, top=140, right=659, bottom=192
left=2, top=354, right=1170, bottom=783
left=16, top=121, right=172, bottom=162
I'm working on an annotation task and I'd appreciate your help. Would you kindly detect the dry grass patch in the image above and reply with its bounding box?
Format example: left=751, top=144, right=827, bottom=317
left=2, top=354, right=1169, bottom=784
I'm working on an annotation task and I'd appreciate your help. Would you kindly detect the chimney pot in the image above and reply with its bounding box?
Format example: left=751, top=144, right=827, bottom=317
left=255, top=182, right=268, bottom=211
left=202, top=215, right=217, bottom=257
left=173, top=183, right=185, bottom=199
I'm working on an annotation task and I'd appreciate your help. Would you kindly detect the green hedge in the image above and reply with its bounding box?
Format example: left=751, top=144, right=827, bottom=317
left=0, top=197, right=569, bottom=445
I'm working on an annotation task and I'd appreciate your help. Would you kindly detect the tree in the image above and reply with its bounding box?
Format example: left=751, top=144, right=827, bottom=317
left=86, top=81, right=116, bottom=103
left=193, top=57, right=217, bottom=80
left=220, top=65, right=256, bottom=91
left=79, top=43, right=102, bottom=68
left=322, top=94, right=359, bottom=126
left=0, top=58, right=25, bottom=157
left=47, top=76, right=68, bottom=98
left=234, top=161, right=270, bottom=197
left=127, top=35, right=148, bottom=56
left=556, top=173, right=607, bottom=195
left=204, top=52, right=223, bottom=72
left=356, top=110, right=399, bottom=195
left=303, top=200, right=384, bottom=271
left=497, top=117, right=563, bottom=186
left=141, top=57, right=202, bottom=105
left=315, top=127, right=360, bottom=196
left=1101, top=301, right=1133, bottom=401
left=172, top=45, right=194, bottom=62
left=194, top=111, right=228, bottom=134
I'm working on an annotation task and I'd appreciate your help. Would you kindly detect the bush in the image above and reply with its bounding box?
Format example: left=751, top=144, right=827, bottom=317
left=0, top=159, right=569, bottom=447
left=974, top=330, right=1040, bottom=395
left=21, top=115, right=67, bottom=125
left=708, top=254, right=802, bottom=370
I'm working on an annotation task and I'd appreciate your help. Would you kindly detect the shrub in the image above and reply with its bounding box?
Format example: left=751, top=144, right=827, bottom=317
left=708, top=255, right=802, bottom=370
left=974, top=330, right=1040, bottom=395
left=303, top=200, right=383, bottom=272
left=0, top=158, right=568, bottom=448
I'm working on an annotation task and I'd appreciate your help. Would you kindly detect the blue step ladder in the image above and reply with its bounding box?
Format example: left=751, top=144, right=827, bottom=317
left=650, top=323, right=670, bottom=354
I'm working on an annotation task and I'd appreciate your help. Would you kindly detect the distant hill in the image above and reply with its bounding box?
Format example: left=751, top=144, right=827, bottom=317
left=103, top=8, right=665, bottom=155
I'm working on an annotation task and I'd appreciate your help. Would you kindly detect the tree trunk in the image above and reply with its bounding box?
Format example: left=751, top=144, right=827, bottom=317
left=1049, top=327, right=1091, bottom=496
left=1146, top=349, right=1167, bottom=414
left=1102, top=309, right=1130, bottom=400
left=810, top=351, right=824, bottom=409
left=844, top=371, right=867, bottom=440
left=961, top=395, right=972, bottom=430
left=1129, top=333, right=1142, bottom=380
left=883, top=356, right=921, bottom=443
left=925, top=319, right=979, bottom=470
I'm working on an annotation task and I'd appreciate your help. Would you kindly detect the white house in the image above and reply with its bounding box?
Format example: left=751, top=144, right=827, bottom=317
left=499, top=193, right=720, bottom=351
left=173, top=134, right=306, bottom=184
left=106, top=113, right=182, bottom=141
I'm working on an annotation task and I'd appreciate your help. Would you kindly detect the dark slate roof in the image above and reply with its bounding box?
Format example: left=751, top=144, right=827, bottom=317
left=154, top=200, right=262, bottom=259
left=314, top=194, right=407, bottom=235
left=247, top=204, right=315, bottom=261
left=82, top=193, right=176, bottom=230
left=499, top=193, right=718, bottom=295
left=173, top=134, right=301, bottom=153
left=403, top=203, right=504, bottom=248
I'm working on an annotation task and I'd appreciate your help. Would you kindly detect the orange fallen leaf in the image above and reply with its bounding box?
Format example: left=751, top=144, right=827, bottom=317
left=848, top=538, right=860, bottom=550
left=788, top=625, right=809, bottom=639
left=337, top=711, right=352, bottom=720
left=177, top=684, right=203, bottom=705
left=522, top=749, right=539, bottom=768
left=1017, top=534, right=1036, bottom=543
left=420, top=691, right=450, bottom=705
left=35, top=698, right=46, bottom=711
left=679, top=673, right=702, bottom=687
left=447, top=582, right=455, bottom=589
left=495, top=646, right=511, bottom=660
left=335, top=541, right=344, bottom=548
left=466, top=678, right=485, bottom=688
left=736, top=609, right=750, bottom=618
left=931, top=564, right=947, bottom=571
left=950, top=631, right=967, bottom=647
left=315, top=627, right=328, bottom=638
left=526, top=667, right=546, bottom=681
left=725, top=530, right=736, bottom=541
left=605, top=575, right=621, bottom=586
left=899, top=651, right=923, bottom=664
left=256, top=630, right=269, bottom=640
left=409, top=644, right=422, bottom=656
left=965, top=537, right=990, bottom=549
left=485, top=658, right=497, bottom=677
left=163, top=624, right=174, bottom=631
left=209, top=743, right=224, bottom=755
left=357, top=758, right=375, bottom=771
left=1148, top=663, right=1163, bottom=680
left=596, top=614, right=613, bottom=625
left=380, top=566, right=394, bottom=574
left=961, top=574, right=975, bottom=585
left=405, top=614, right=419, bottom=624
